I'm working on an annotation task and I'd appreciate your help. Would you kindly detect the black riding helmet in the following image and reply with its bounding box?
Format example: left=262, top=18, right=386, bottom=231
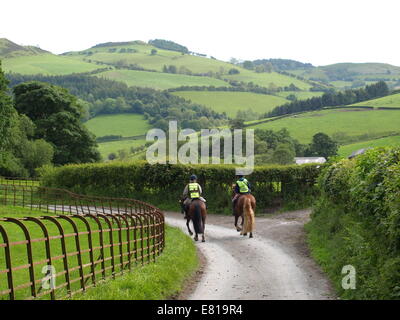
left=190, top=174, right=197, bottom=181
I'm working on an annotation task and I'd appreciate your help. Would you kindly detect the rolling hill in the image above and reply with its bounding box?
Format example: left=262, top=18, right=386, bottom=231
left=0, top=38, right=49, bottom=58
left=338, top=135, right=400, bottom=157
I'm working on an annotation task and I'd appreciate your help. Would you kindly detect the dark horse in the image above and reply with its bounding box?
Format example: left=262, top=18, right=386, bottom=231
left=233, top=190, right=256, bottom=238
left=185, top=199, right=207, bottom=242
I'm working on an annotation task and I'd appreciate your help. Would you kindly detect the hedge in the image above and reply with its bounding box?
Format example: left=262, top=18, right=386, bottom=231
left=306, top=147, right=400, bottom=299
left=40, top=162, right=323, bottom=213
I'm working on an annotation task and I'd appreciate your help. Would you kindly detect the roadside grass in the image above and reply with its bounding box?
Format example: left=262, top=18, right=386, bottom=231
left=71, top=224, right=198, bottom=300
left=96, top=69, right=229, bottom=90
left=2, top=54, right=99, bottom=75
left=84, top=114, right=150, bottom=138
left=172, top=91, right=288, bottom=117
left=248, top=108, right=400, bottom=143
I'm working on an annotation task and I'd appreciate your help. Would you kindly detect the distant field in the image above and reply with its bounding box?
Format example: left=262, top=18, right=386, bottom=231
left=84, top=114, right=150, bottom=138
left=224, top=69, right=312, bottom=90
left=276, top=91, right=325, bottom=100
left=338, top=135, right=400, bottom=157
left=97, top=139, right=147, bottom=159
left=2, top=53, right=99, bottom=75
left=172, top=91, right=288, bottom=117
left=351, top=92, right=400, bottom=108
left=248, top=108, right=400, bottom=143
left=96, top=69, right=229, bottom=90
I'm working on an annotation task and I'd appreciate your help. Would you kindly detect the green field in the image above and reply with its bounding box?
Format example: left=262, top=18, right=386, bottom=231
left=338, top=135, right=400, bottom=157
left=97, top=139, right=147, bottom=159
left=248, top=108, right=400, bottom=143
left=2, top=53, right=99, bottom=75
left=351, top=92, right=400, bottom=108
left=172, top=91, right=288, bottom=117
left=84, top=114, right=150, bottom=138
left=96, top=69, right=229, bottom=90
left=224, top=69, right=312, bottom=90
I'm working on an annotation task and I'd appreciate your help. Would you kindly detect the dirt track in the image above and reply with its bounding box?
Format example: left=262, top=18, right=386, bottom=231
left=165, top=210, right=335, bottom=300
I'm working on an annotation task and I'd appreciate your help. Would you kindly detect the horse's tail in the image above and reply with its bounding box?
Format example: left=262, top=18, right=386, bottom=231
left=193, top=201, right=204, bottom=234
left=243, top=197, right=255, bottom=233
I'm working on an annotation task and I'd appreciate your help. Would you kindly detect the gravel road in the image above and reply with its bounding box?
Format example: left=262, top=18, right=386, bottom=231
left=165, top=210, right=335, bottom=300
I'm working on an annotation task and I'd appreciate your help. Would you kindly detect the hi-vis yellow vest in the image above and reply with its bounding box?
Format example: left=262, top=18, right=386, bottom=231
left=236, top=179, right=249, bottom=193
left=188, top=183, right=200, bottom=199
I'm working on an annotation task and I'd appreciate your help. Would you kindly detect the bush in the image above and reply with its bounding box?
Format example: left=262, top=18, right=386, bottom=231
left=307, top=147, right=400, bottom=299
left=40, top=162, right=322, bottom=213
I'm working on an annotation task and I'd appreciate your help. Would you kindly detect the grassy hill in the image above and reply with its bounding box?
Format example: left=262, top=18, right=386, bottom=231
left=338, top=135, right=400, bottom=157
left=65, top=41, right=313, bottom=89
left=2, top=54, right=100, bottom=75
left=97, top=138, right=147, bottom=159
left=0, top=38, right=49, bottom=58
left=84, top=114, right=150, bottom=138
left=351, top=92, right=400, bottom=108
left=172, top=91, right=288, bottom=117
left=248, top=108, right=400, bottom=143
left=96, top=69, right=229, bottom=90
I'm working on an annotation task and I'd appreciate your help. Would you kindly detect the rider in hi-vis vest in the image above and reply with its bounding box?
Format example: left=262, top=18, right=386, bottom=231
left=232, top=174, right=251, bottom=215
left=181, top=174, right=206, bottom=217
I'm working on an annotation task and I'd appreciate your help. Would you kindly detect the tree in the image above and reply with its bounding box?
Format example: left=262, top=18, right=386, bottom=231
left=0, top=61, right=16, bottom=152
left=229, top=118, right=245, bottom=129
left=228, top=68, right=240, bottom=75
left=242, top=60, right=254, bottom=70
left=306, top=132, right=338, bottom=158
left=271, top=144, right=295, bottom=165
left=151, top=49, right=157, bottom=55
left=13, top=81, right=100, bottom=165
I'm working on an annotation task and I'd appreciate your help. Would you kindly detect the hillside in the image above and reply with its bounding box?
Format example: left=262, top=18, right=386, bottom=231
left=248, top=108, right=400, bottom=143
left=289, top=62, right=400, bottom=89
left=0, top=38, right=49, bottom=58
left=96, top=69, right=229, bottom=90
left=64, top=40, right=314, bottom=90
left=351, top=92, right=400, bottom=108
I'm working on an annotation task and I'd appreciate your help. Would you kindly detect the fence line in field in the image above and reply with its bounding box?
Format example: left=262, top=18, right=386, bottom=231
left=0, top=183, right=165, bottom=300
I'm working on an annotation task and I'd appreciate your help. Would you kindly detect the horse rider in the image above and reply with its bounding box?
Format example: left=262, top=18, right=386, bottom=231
left=181, top=174, right=206, bottom=218
left=232, top=174, right=252, bottom=215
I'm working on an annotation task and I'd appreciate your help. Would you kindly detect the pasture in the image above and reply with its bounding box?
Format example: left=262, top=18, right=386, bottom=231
left=248, top=108, right=400, bottom=143
left=275, top=91, right=325, bottom=100
left=1, top=54, right=99, bottom=75
left=97, top=139, right=147, bottom=159
left=84, top=114, right=150, bottom=138
left=96, top=69, right=229, bottom=90
left=338, top=135, right=400, bottom=157
left=351, top=92, right=400, bottom=108
left=172, top=91, right=288, bottom=117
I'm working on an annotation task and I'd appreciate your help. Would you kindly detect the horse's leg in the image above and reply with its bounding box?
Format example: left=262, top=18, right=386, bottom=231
left=194, top=232, right=198, bottom=241
left=186, top=218, right=193, bottom=236
left=234, top=214, right=242, bottom=232
left=201, top=214, right=206, bottom=242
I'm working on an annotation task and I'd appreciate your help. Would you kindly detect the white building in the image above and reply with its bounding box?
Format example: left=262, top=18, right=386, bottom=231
left=294, top=157, right=326, bottom=165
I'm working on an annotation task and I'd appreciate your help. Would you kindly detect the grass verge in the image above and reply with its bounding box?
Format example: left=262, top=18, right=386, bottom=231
left=71, top=225, right=198, bottom=300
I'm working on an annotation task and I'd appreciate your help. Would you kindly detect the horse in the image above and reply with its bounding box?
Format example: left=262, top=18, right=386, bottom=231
left=185, top=199, right=207, bottom=242
left=233, top=193, right=256, bottom=238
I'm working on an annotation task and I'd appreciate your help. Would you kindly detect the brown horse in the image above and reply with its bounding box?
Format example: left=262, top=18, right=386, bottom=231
left=185, top=199, right=207, bottom=242
left=234, top=194, right=256, bottom=238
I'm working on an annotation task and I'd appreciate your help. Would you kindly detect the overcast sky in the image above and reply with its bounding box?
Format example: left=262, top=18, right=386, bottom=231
left=1, top=0, right=399, bottom=66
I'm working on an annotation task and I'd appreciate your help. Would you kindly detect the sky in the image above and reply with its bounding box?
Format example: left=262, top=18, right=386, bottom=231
left=1, top=0, right=399, bottom=66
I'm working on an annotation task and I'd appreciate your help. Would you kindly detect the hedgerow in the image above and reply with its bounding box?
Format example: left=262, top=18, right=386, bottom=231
left=39, top=162, right=322, bottom=213
left=306, top=147, right=400, bottom=299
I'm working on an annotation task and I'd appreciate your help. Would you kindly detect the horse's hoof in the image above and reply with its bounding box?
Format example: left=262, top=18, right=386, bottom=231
left=243, top=233, right=247, bottom=236
left=189, top=231, right=193, bottom=236
left=249, top=234, right=253, bottom=238
left=236, top=227, right=242, bottom=232
left=202, top=239, right=205, bottom=242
